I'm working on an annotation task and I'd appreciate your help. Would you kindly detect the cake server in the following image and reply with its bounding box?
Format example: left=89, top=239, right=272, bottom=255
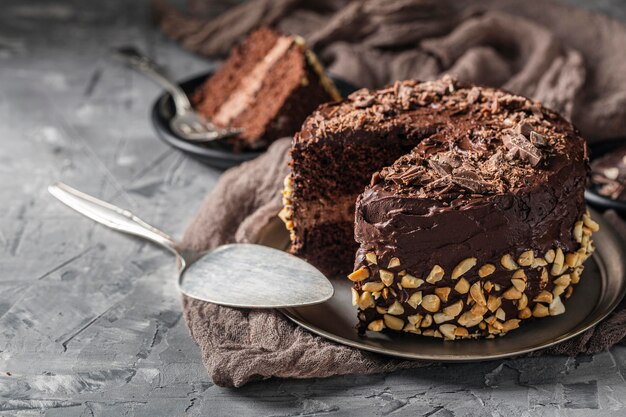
left=112, top=46, right=243, bottom=143
left=48, top=182, right=333, bottom=308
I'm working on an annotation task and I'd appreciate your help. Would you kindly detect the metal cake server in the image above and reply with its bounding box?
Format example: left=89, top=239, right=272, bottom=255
left=48, top=182, right=333, bottom=308
left=112, top=46, right=242, bottom=143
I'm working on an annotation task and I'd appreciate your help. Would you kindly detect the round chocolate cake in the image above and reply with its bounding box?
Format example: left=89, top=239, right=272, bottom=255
left=281, top=76, right=598, bottom=340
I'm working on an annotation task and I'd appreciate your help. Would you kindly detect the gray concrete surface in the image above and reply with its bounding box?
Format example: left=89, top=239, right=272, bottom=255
left=1, top=0, right=626, bottom=415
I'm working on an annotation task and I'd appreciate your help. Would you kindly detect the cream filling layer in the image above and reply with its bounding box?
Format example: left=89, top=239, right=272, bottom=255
left=293, top=194, right=358, bottom=229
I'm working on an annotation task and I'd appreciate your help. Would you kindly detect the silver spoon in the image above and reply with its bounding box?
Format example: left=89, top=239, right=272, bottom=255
left=112, top=46, right=243, bottom=143
left=48, top=182, right=333, bottom=308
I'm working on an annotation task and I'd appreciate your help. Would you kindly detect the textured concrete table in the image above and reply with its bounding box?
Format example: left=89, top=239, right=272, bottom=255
left=1, top=0, right=626, bottom=415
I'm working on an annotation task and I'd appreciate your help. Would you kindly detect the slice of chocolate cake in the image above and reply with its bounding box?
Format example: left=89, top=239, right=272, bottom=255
left=192, top=27, right=341, bottom=151
left=282, top=76, right=597, bottom=339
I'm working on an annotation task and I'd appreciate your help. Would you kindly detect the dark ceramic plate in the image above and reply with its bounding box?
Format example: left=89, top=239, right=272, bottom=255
left=585, top=140, right=626, bottom=214
left=151, top=72, right=358, bottom=170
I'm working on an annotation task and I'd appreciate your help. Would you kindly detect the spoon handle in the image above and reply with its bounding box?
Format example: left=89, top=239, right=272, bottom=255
left=112, top=46, right=192, bottom=114
left=48, top=182, right=179, bottom=255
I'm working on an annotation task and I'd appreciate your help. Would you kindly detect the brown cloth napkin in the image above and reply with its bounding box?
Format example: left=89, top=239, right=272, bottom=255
left=154, top=0, right=626, bottom=142
left=160, top=0, right=626, bottom=387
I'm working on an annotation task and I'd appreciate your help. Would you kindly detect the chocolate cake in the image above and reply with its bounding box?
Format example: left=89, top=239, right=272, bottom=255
left=282, top=76, right=598, bottom=340
left=192, top=27, right=341, bottom=150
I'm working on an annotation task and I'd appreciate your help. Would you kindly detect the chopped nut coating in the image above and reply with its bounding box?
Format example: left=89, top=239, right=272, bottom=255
left=426, top=265, right=445, bottom=284
left=365, top=252, right=378, bottom=264
left=407, top=291, right=423, bottom=309
left=388, top=257, right=401, bottom=268
left=443, top=300, right=464, bottom=317
left=439, top=324, right=457, bottom=340
left=549, top=296, right=566, bottom=315
left=470, top=282, right=487, bottom=306
left=362, top=281, right=385, bottom=292
left=384, top=314, right=404, bottom=330
left=518, top=250, right=534, bottom=266
left=451, top=258, right=477, bottom=279
left=379, top=269, right=394, bottom=286
left=401, top=274, right=423, bottom=289
left=387, top=301, right=405, bottom=315
left=368, top=319, right=385, bottom=331
left=454, top=278, right=470, bottom=294
left=503, top=286, right=523, bottom=300
left=501, top=254, right=519, bottom=270
left=422, top=294, right=441, bottom=312
left=348, top=267, right=370, bottom=282
left=435, top=287, right=451, bottom=302
left=478, top=264, right=496, bottom=278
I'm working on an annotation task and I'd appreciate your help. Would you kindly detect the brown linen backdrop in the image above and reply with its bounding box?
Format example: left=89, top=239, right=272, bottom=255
left=154, top=0, right=626, bottom=386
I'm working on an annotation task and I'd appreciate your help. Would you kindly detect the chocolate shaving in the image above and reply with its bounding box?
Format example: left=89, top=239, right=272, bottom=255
left=397, top=166, right=424, bottom=183
left=483, top=149, right=505, bottom=173
left=420, top=76, right=456, bottom=96
left=529, top=131, right=546, bottom=146
left=353, top=95, right=375, bottom=108
left=437, top=151, right=462, bottom=169
left=516, top=120, right=548, bottom=147
left=451, top=170, right=488, bottom=193
left=370, top=171, right=381, bottom=186
left=499, top=94, right=527, bottom=110
left=424, top=176, right=451, bottom=191
left=501, top=131, right=543, bottom=166
left=517, top=121, right=533, bottom=138
left=466, top=87, right=481, bottom=104
left=529, top=103, right=544, bottom=120
left=428, top=159, right=451, bottom=177
left=397, top=84, right=414, bottom=109
left=386, top=165, right=424, bottom=184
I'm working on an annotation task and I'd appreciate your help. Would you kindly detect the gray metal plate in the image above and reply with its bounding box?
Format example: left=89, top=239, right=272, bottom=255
left=256, top=209, right=626, bottom=361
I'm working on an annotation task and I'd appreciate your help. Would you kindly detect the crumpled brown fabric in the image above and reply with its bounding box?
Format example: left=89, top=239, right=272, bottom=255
left=154, top=0, right=626, bottom=142
left=180, top=139, right=626, bottom=387
left=162, top=0, right=626, bottom=387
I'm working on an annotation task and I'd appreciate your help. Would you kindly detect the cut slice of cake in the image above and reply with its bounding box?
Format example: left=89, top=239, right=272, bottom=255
left=192, top=27, right=341, bottom=151
left=282, top=77, right=597, bottom=340
left=280, top=98, right=422, bottom=277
